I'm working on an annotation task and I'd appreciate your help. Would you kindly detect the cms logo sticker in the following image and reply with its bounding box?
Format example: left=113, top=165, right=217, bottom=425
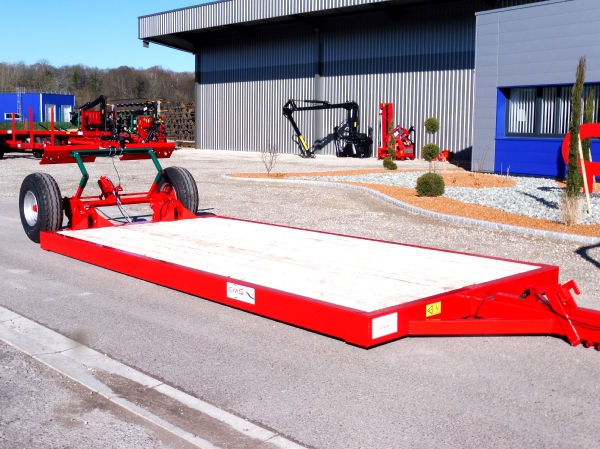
left=226, top=282, right=255, bottom=305
left=372, top=313, right=398, bottom=339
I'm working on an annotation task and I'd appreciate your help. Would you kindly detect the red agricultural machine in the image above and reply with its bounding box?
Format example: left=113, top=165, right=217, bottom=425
left=67, top=95, right=167, bottom=147
left=13, top=95, right=193, bottom=243
left=0, top=95, right=168, bottom=160
left=377, top=102, right=416, bottom=161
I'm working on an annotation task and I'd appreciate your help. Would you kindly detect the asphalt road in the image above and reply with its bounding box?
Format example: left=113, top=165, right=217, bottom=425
left=0, top=339, right=196, bottom=449
left=1, top=150, right=600, bottom=449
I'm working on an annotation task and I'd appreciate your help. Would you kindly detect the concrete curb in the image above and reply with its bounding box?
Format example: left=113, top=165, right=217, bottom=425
left=223, top=174, right=600, bottom=246
left=0, top=306, right=306, bottom=449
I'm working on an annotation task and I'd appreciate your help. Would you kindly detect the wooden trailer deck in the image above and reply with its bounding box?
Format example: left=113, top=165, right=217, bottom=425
left=40, top=216, right=559, bottom=347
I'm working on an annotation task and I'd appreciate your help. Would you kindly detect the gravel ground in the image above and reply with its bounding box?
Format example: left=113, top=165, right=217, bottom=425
left=2, top=149, right=600, bottom=449
left=293, top=172, right=600, bottom=224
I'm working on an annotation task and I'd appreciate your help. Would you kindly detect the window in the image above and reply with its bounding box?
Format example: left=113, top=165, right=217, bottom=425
left=4, top=113, right=21, bottom=120
left=505, top=84, right=600, bottom=137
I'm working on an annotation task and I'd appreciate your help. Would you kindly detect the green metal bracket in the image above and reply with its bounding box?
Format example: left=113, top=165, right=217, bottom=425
left=72, top=152, right=89, bottom=190
left=70, top=147, right=164, bottom=192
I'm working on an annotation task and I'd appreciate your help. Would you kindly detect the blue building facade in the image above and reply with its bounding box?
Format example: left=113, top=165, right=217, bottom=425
left=0, top=92, right=75, bottom=123
left=473, top=0, right=600, bottom=177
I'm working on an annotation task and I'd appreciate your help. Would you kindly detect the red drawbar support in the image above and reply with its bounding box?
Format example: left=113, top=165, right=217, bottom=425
left=410, top=319, right=555, bottom=336
left=411, top=280, right=600, bottom=348
left=150, top=191, right=197, bottom=222
left=65, top=197, right=114, bottom=230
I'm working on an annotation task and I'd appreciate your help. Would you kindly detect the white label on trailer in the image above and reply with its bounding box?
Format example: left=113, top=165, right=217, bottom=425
left=227, top=282, right=255, bottom=305
left=372, top=313, right=398, bottom=339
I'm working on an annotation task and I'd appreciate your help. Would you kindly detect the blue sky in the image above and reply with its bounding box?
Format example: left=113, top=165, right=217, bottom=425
left=1, top=1, right=212, bottom=72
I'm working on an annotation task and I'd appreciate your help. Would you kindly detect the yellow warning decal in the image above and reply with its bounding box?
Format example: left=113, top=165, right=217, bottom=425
left=426, top=301, right=442, bottom=318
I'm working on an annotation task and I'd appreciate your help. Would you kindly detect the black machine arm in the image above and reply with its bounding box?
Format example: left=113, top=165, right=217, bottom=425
left=282, top=99, right=372, bottom=158
left=70, top=95, right=108, bottom=131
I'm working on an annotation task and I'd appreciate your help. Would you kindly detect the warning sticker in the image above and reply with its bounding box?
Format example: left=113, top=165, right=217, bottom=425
left=426, top=301, right=442, bottom=318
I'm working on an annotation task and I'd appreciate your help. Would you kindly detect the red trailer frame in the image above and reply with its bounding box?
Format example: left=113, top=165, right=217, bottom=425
left=0, top=109, right=70, bottom=156
left=39, top=216, right=600, bottom=350
left=1, top=104, right=171, bottom=159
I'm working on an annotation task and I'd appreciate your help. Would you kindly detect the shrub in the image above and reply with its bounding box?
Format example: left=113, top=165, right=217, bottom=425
left=383, top=156, right=397, bottom=170
left=424, top=117, right=440, bottom=135
left=421, top=143, right=440, bottom=162
left=416, top=173, right=445, bottom=197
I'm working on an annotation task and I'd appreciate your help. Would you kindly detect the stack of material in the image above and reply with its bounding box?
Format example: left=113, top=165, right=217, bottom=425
left=163, top=102, right=195, bottom=144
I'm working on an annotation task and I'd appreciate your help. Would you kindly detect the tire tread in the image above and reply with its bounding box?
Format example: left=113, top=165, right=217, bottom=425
left=19, top=172, right=62, bottom=243
left=163, top=166, right=199, bottom=214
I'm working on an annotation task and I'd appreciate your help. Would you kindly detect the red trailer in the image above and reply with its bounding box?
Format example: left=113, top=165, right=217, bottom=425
left=0, top=109, right=70, bottom=159
left=1, top=97, right=170, bottom=160
left=19, top=140, right=600, bottom=350
left=38, top=215, right=600, bottom=349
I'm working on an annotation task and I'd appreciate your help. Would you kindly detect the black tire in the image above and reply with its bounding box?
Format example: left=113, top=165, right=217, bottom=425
left=19, top=173, right=63, bottom=243
left=160, top=166, right=199, bottom=214
left=0, top=139, right=5, bottom=159
left=33, top=137, right=43, bottom=158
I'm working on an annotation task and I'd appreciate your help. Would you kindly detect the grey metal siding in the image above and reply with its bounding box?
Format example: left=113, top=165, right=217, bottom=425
left=473, top=0, right=600, bottom=171
left=139, top=0, right=389, bottom=39
left=196, top=22, right=317, bottom=151
left=196, top=3, right=479, bottom=158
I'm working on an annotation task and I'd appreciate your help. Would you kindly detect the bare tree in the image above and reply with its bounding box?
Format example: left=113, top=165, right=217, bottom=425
left=260, top=142, right=280, bottom=177
left=0, top=61, right=194, bottom=105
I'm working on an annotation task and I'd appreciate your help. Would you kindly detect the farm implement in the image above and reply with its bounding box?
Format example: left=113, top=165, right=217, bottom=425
left=17, top=94, right=190, bottom=243
left=377, top=102, right=415, bottom=161
left=21, top=174, right=600, bottom=350
left=282, top=99, right=373, bottom=158
left=1, top=95, right=168, bottom=160
left=0, top=109, right=70, bottom=159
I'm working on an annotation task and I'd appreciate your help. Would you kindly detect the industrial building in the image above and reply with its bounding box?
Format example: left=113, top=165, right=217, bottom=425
left=139, top=0, right=600, bottom=177
left=0, top=91, right=75, bottom=123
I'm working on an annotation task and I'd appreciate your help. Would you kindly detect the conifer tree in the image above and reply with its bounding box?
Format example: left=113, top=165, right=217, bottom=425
left=565, top=57, right=585, bottom=197
left=582, top=88, right=594, bottom=162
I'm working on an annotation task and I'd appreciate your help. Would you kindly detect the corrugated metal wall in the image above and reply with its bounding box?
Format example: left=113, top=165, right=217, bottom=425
left=197, top=22, right=318, bottom=151
left=196, top=2, right=479, bottom=158
left=140, top=0, right=389, bottom=38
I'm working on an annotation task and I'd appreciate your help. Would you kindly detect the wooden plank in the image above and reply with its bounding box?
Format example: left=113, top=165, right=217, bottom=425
left=134, top=218, right=534, bottom=278
left=59, top=218, right=539, bottom=312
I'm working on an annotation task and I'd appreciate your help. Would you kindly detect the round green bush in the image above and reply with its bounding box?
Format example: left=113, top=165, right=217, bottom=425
left=383, top=156, right=397, bottom=170
left=424, top=117, right=440, bottom=135
left=421, top=143, right=440, bottom=162
left=416, top=173, right=445, bottom=197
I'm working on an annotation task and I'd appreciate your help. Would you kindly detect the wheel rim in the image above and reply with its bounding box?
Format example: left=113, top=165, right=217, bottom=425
left=160, top=182, right=175, bottom=196
left=23, top=191, right=38, bottom=226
